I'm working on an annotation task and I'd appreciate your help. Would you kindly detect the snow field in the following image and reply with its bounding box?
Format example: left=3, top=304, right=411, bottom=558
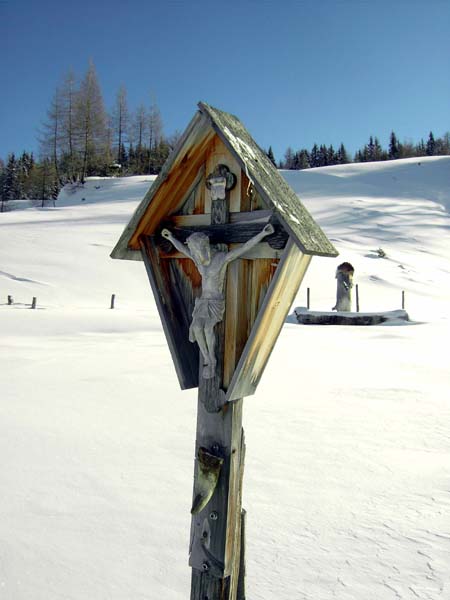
left=0, top=158, right=449, bottom=599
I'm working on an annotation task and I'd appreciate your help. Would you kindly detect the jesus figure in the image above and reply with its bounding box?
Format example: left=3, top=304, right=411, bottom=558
left=161, top=223, right=274, bottom=378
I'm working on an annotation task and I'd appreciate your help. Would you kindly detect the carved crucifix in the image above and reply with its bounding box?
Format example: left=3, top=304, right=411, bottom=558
left=161, top=222, right=274, bottom=378
left=158, top=164, right=273, bottom=599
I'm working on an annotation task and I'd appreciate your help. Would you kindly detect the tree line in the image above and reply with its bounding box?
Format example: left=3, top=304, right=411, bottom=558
left=278, top=130, right=450, bottom=170
left=0, top=60, right=179, bottom=210
left=1, top=61, right=449, bottom=210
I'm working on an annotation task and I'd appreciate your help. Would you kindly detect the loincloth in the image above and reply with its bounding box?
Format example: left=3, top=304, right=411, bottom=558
left=189, top=297, right=225, bottom=342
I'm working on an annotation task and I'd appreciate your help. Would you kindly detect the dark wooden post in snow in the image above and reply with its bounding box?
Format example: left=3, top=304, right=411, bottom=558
left=110, top=102, right=338, bottom=600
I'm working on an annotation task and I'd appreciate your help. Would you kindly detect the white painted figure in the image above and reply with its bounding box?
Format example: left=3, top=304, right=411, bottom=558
left=161, top=223, right=274, bottom=378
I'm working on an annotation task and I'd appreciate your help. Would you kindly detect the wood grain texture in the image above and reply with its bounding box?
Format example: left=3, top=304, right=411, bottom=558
left=189, top=397, right=244, bottom=580
left=226, top=240, right=312, bottom=401
left=199, top=102, right=338, bottom=257
left=111, top=111, right=208, bottom=259
left=134, top=132, right=215, bottom=242
left=157, top=220, right=288, bottom=250
left=140, top=236, right=200, bottom=389
left=205, top=136, right=241, bottom=214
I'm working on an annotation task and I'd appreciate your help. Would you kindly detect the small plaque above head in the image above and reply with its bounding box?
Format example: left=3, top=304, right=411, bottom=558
left=206, top=164, right=236, bottom=201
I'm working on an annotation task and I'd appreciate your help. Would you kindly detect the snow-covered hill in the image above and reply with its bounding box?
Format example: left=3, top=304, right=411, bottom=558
left=1, top=158, right=449, bottom=600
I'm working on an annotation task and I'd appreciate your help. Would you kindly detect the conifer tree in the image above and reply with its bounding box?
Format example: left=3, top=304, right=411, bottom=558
left=389, top=131, right=400, bottom=159
left=336, top=143, right=349, bottom=164
left=310, top=144, right=320, bottom=168
left=296, top=149, right=310, bottom=169
left=426, top=132, right=436, bottom=156
left=2, top=154, right=19, bottom=203
left=266, top=146, right=276, bottom=166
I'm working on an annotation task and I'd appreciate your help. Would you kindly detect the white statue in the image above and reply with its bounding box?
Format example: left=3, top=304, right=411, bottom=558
left=161, top=223, right=274, bottom=378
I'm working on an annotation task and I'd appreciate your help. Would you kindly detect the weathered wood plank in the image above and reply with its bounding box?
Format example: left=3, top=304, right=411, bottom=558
left=139, top=236, right=199, bottom=389
left=130, top=128, right=215, bottom=244
left=205, top=136, right=242, bottom=214
left=227, top=421, right=246, bottom=600
left=223, top=260, right=249, bottom=388
left=174, top=163, right=206, bottom=216
left=112, top=111, right=209, bottom=259
left=157, top=220, right=288, bottom=251
left=236, top=509, right=247, bottom=600
left=191, top=569, right=230, bottom=599
left=226, top=240, right=312, bottom=401
left=189, top=397, right=244, bottom=579
left=199, top=102, right=338, bottom=258
left=159, top=242, right=282, bottom=261
left=167, top=209, right=273, bottom=227
left=294, top=308, right=410, bottom=325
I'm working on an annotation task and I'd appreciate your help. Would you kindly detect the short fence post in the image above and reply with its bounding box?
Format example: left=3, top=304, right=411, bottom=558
left=402, top=290, right=405, bottom=309
left=7, top=295, right=13, bottom=305
left=355, top=284, right=360, bottom=312
left=31, top=297, right=37, bottom=309
left=110, top=294, right=116, bottom=309
left=307, top=287, right=310, bottom=310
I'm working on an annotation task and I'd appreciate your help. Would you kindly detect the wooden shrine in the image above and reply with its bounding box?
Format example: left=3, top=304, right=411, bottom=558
left=111, top=102, right=338, bottom=599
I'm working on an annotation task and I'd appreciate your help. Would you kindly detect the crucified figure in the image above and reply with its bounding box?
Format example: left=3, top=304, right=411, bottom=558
left=161, top=223, right=274, bottom=378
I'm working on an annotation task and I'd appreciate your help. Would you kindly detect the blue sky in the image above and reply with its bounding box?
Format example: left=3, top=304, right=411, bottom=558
left=1, top=0, right=449, bottom=164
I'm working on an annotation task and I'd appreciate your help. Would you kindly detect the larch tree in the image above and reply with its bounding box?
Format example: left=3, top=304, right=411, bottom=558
left=39, top=87, right=63, bottom=190
left=75, top=60, right=108, bottom=182
left=112, top=84, right=129, bottom=164
left=148, top=100, right=163, bottom=173
left=59, top=70, right=79, bottom=181
left=133, top=104, right=148, bottom=173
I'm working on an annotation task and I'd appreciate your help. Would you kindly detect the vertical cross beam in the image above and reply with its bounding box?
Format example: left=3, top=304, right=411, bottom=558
left=190, top=173, right=246, bottom=600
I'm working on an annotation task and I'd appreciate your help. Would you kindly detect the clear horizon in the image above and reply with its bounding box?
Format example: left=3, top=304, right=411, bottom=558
left=1, top=0, right=449, bottom=164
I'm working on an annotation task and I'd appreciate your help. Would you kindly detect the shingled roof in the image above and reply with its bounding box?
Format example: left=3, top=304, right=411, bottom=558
left=111, top=102, right=338, bottom=261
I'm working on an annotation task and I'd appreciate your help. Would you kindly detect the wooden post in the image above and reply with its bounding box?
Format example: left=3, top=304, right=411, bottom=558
left=236, top=509, right=247, bottom=600
left=190, top=395, right=245, bottom=599
left=307, top=287, right=310, bottom=310
left=355, top=284, right=360, bottom=312
left=31, top=297, right=37, bottom=309
left=402, top=290, right=405, bottom=309
left=110, top=294, right=116, bottom=309
left=190, top=181, right=246, bottom=600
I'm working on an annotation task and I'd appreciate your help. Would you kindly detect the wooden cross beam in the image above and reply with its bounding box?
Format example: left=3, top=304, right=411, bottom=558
left=156, top=221, right=288, bottom=254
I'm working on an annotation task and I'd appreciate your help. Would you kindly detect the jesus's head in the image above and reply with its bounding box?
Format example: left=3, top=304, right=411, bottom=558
left=187, top=232, right=211, bottom=266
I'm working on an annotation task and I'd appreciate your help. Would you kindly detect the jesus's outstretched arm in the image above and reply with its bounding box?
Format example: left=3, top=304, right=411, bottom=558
left=224, top=223, right=274, bottom=264
left=161, top=228, right=193, bottom=260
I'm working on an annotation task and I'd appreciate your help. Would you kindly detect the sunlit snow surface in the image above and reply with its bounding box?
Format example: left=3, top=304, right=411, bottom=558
left=1, top=160, right=449, bottom=599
